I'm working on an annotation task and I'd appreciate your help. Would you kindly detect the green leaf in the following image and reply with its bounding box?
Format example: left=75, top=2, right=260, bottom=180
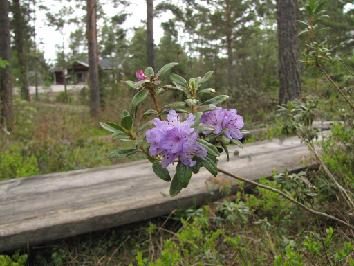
left=221, top=135, right=231, bottom=144
left=163, top=85, right=185, bottom=93
left=230, top=138, right=242, bottom=145
left=156, top=88, right=165, bottom=95
left=169, top=162, right=193, bottom=196
left=162, top=108, right=188, bottom=114
left=197, top=104, right=217, bottom=112
left=197, top=139, right=220, bottom=157
left=145, top=67, right=154, bottom=77
left=170, top=73, right=187, bottom=87
left=202, top=155, right=218, bottom=176
left=185, top=99, right=198, bottom=107
left=198, top=88, right=216, bottom=95
left=110, top=148, right=138, bottom=158
left=189, top=78, right=197, bottom=90
left=174, top=108, right=188, bottom=113
left=203, top=95, right=229, bottom=105
left=191, top=159, right=203, bottom=174
left=131, top=90, right=149, bottom=110
left=111, top=129, right=133, bottom=141
left=137, top=120, right=153, bottom=132
left=152, top=162, right=171, bottom=181
left=112, top=133, right=131, bottom=142
left=164, top=101, right=186, bottom=109
left=100, top=122, right=126, bottom=134
left=143, top=109, right=158, bottom=118
left=221, top=142, right=230, bottom=161
left=156, top=62, right=178, bottom=77
left=126, top=80, right=138, bottom=89
left=196, top=124, right=214, bottom=133
left=194, top=112, right=203, bottom=127
left=122, top=109, right=130, bottom=117
left=121, top=115, right=133, bottom=131
left=200, top=71, right=213, bottom=83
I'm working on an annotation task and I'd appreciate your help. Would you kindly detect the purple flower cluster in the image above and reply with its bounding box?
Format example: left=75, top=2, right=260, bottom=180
left=201, top=107, right=244, bottom=140
left=146, top=110, right=207, bottom=168
left=136, top=70, right=147, bottom=81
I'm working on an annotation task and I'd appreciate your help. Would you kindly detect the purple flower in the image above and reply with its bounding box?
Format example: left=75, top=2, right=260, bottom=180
left=146, top=110, right=207, bottom=168
left=136, top=69, right=147, bottom=81
left=201, top=107, right=244, bottom=140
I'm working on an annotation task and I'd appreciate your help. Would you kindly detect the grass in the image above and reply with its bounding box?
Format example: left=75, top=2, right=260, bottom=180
left=0, top=88, right=143, bottom=180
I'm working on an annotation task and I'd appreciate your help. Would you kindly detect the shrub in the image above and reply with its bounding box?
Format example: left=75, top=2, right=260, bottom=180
left=322, top=123, right=354, bottom=188
left=0, top=252, right=27, bottom=266
left=79, top=87, right=89, bottom=104
left=55, top=92, right=73, bottom=103
left=0, top=143, right=39, bottom=180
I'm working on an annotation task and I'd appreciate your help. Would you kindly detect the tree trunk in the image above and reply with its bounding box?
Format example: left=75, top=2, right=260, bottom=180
left=86, top=0, right=100, bottom=118
left=225, top=0, right=234, bottom=94
left=13, top=0, right=30, bottom=101
left=0, top=0, right=13, bottom=131
left=146, top=0, right=155, bottom=69
left=277, top=0, right=301, bottom=104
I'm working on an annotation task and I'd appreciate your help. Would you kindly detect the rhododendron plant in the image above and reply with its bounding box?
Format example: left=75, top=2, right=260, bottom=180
left=146, top=110, right=207, bottom=168
left=101, top=62, right=244, bottom=196
left=201, top=107, right=244, bottom=140
left=135, top=69, right=147, bottom=81
left=99, top=59, right=354, bottom=228
left=98, top=63, right=354, bottom=231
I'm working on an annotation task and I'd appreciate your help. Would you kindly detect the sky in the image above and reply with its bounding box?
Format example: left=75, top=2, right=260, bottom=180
left=35, top=0, right=172, bottom=63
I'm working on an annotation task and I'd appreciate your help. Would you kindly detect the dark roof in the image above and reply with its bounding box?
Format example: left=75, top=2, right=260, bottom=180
left=73, top=58, right=121, bottom=70
left=75, top=61, right=89, bottom=68
left=52, top=57, right=122, bottom=73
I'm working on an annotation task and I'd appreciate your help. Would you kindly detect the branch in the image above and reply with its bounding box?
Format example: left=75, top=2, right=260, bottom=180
left=148, top=88, right=162, bottom=119
left=307, top=142, right=354, bottom=210
left=217, top=167, right=354, bottom=230
left=317, top=64, right=354, bottom=112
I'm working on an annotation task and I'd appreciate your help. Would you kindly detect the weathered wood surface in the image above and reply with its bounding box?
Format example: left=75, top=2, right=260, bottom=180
left=0, top=135, right=317, bottom=251
left=241, top=120, right=338, bottom=138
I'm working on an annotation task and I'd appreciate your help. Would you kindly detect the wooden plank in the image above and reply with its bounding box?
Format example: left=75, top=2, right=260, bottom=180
left=0, top=135, right=316, bottom=251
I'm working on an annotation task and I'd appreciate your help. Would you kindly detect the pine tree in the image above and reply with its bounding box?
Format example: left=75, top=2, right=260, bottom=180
left=86, top=0, right=101, bottom=118
left=13, top=0, right=30, bottom=101
left=0, top=0, right=13, bottom=131
left=277, top=0, right=301, bottom=104
left=146, top=0, right=155, bottom=69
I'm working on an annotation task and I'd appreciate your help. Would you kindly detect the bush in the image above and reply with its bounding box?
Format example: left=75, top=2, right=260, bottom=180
left=322, top=123, right=354, bottom=189
left=0, top=143, right=39, bottom=180
left=12, top=99, right=37, bottom=140
left=79, top=87, right=89, bottom=104
left=55, top=92, right=73, bottom=103
left=0, top=252, right=27, bottom=266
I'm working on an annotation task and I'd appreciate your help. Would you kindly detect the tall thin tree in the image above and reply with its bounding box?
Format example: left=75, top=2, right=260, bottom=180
left=146, top=0, right=155, bottom=69
left=13, top=0, right=30, bottom=101
left=0, top=0, right=13, bottom=131
left=86, top=0, right=100, bottom=118
left=277, top=0, right=301, bottom=104
left=225, top=0, right=233, bottom=93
